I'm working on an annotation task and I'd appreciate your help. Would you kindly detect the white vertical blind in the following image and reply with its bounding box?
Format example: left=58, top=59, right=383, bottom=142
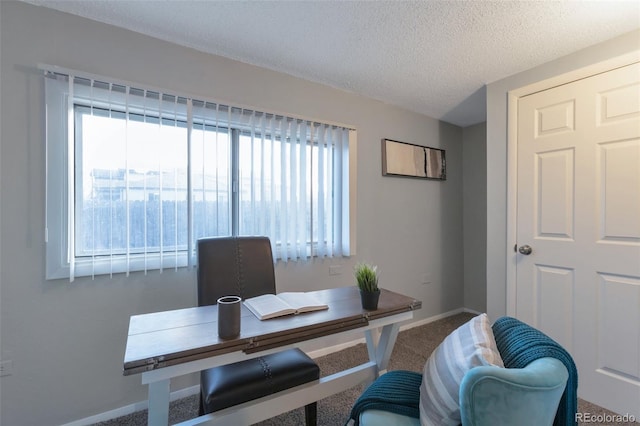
left=50, top=72, right=190, bottom=280
left=66, top=75, right=76, bottom=282
left=44, top=66, right=353, bottom=280
left=232, top=114, right=351, bottom=261
left=316, top=124, right=326, bottom=257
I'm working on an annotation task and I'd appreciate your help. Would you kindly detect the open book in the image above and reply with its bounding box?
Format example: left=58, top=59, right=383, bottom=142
left=244, top=292, right=329, bottom=320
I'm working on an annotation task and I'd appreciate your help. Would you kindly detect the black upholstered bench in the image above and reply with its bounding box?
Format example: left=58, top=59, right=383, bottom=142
left=200, top=347, right=320, bottom=421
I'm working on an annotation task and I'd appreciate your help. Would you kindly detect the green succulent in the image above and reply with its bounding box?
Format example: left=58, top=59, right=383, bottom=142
left=355, top=262, right=379, bottom=292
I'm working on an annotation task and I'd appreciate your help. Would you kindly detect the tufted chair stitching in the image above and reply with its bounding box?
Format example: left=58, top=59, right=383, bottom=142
left=258, top=357, right=272, bottom=382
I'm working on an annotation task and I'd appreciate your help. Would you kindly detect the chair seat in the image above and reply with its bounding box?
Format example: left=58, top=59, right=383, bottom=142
left=201, top=348, right=320, bottom=413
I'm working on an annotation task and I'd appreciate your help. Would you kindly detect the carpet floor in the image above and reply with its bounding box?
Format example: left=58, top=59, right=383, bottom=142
left=94, top=312, right=638, bottom=425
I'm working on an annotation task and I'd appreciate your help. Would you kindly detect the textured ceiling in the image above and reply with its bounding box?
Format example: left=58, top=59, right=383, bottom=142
left=20, top=0, right=640, bottom=127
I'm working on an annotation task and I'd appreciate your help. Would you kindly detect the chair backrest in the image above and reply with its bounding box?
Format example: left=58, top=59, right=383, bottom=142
left=459, top=357, right=568, bottom=426
left=197, top=236, right=276, bottom=307
left=492, top=316, right=577, bottom=426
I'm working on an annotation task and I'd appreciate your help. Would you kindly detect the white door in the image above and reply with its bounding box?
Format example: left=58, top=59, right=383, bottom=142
left=515, top=62, right=640, bottom=417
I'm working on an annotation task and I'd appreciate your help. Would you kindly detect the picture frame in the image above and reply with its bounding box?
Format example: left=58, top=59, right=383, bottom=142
left=381, top=139, right=446, bottom=180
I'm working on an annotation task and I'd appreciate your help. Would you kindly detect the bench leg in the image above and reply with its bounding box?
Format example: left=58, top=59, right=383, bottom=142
left=304, top=402, right=317, bottom=426
left=148, top=379, right=170, bottom=426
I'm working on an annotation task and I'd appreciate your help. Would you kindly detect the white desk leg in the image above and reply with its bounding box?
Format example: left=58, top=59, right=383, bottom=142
left=365, top=322, right=400, bottom=375
left=364, top=329, right=378, bottom=367
left=148, top=379, right=170, bottom=426
left=376, top=323, right=400, bottom=372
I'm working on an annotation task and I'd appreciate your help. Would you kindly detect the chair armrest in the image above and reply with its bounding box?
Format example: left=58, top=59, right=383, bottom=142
left=459, top=357, right=568, bottom=426
left=359, top=410, right=421, bottom=426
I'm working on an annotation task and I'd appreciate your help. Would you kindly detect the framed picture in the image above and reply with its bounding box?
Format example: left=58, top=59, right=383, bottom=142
left=381, top=139, right=446, bottom=180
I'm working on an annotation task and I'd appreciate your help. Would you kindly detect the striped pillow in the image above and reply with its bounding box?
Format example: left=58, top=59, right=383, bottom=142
left=419, top=314, right=503, bottom=426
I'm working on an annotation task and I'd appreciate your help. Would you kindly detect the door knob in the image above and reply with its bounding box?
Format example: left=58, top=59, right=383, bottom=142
left=518, top=245, right=533, bottom=255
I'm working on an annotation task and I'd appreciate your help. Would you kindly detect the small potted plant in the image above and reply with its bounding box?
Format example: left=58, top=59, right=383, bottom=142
left=355, top=262, right=380, bottom=310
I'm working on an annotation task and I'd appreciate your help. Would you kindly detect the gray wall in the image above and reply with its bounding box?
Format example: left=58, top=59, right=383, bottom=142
left=462, top=122, right=487, bottom=313
left=485, top=30, right=640, bottom=320
left=0, top=2, right=463, bottom=424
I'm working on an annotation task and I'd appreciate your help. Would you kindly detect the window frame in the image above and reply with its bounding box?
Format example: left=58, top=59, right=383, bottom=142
left=44, top=67, right=357, bottom=280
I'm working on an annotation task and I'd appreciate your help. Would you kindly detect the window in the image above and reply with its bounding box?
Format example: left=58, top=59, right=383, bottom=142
left=44, top=68, right=355, bottom=280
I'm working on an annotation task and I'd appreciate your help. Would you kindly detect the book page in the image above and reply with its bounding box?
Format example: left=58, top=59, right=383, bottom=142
left=278, top=292, right=328, bottom=313
left=243, top=294, right=294, bottom=320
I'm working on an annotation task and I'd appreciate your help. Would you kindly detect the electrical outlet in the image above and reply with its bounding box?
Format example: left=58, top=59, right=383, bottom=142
left=421, top=273, right=433, bottom=285
left=329, top=265, right=343, bottom=276
left=0, top=360, right=13, bottom=377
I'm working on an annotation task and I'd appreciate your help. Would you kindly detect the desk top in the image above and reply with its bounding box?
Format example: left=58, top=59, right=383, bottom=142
left=123, top=286, right=421, bottom=376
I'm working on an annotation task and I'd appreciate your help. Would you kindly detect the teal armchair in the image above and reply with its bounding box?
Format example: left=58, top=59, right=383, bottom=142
left=347, top=316, right=577, bottom=426
left=459, top=357, right=568, bottom=426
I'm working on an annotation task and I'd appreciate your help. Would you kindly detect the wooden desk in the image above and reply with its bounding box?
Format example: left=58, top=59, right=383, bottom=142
left=124, top=286, right=421, bottom=425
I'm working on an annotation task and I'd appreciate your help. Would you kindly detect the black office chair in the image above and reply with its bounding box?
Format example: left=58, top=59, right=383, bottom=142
left=197, top=236, right=319, bottom=424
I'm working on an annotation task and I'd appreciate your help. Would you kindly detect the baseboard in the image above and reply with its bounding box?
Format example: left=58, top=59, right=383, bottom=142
left=399, top=307, right=469, bottom=331
left=65, top=307, right=474, bottom=425
left=462, top=307, right=483, bottom=316
left=61, top=385, right=201, bottom=426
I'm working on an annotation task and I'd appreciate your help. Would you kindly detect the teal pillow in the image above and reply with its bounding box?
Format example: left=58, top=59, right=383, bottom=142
left=419, top=314, right=503, bottom=425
